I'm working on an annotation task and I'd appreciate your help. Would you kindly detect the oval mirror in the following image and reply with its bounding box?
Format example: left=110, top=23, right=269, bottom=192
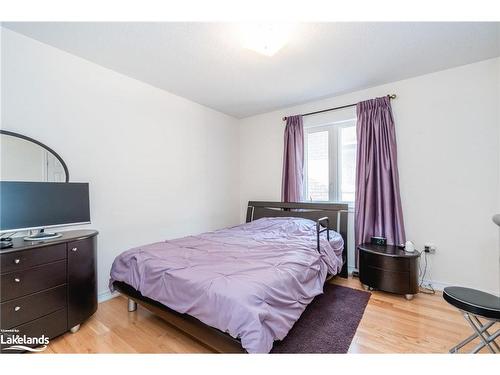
left=0, top=130, right=69, bottom=182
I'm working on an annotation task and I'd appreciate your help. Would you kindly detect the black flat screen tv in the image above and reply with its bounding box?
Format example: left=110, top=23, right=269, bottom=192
left=0, top=181, right=90, bottom=232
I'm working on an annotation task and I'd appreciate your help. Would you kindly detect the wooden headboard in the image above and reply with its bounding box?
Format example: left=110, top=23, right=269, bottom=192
left=246, top=201, right=349, bottom=278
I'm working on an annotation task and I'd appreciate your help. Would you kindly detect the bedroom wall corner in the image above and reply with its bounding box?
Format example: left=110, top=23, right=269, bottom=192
left=238, top=58, right=500, bottom=295
left=1, top=27, right=242, bottom=298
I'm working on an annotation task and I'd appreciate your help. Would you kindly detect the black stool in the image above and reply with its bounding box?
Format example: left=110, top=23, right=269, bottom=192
left=443, top=286, right=500, bottom=353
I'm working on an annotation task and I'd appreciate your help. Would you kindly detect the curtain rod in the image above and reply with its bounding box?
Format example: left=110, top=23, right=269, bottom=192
left=282, top=94, right=397, bottom=121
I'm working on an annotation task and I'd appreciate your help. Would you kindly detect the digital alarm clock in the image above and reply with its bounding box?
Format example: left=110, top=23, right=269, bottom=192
left=370, top=236, right=387, bottom=246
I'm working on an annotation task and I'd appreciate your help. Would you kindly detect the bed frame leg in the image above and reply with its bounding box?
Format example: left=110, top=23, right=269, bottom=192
left=128, top=298, right=137, bottom=312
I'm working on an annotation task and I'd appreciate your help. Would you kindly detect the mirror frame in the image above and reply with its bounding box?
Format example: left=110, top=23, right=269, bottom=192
left=0, top=130, right=70, bottom=182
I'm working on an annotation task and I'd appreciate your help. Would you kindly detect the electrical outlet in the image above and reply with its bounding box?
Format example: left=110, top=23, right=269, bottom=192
left=424, top=243, right=436, bottom=254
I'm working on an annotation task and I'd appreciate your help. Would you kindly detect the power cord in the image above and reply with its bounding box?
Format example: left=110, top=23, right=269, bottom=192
left=417, top=249, right=435, bottom=295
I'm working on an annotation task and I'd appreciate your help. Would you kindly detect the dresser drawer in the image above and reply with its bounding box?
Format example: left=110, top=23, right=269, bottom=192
left=0, top=285, right=67, bottom=329
left=0, top=244, right=66, bottom=274
left=0, top=308, right=67, bottom=353
left=360, top=266, right=412, bottom=294
left=360, top=250, right=410, bottom=272
left=0, top=260, right=67, bottom=302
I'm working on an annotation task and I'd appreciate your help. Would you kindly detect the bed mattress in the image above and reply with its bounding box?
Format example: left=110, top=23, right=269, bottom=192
left=109, top=217, right=344, bottom=353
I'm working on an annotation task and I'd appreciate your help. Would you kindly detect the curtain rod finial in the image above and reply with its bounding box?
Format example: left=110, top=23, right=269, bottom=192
left=282, top=116, right=287, bottom=121
left=388, top=94, right=397, bottom=99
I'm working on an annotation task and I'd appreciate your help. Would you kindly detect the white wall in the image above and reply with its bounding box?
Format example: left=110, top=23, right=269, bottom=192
left=497, top=58, right=500, bottom=294
left=2, top=27, right=499, bottom=297
left=0, top=27, right=2, bottom=132
left=1, top=28, right=241, bottom=299
left=240, top=58, right=500, bottom=294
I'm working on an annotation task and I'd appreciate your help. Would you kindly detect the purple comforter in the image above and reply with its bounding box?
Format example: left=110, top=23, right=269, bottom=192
left=109, top=217, right=344, bottom=353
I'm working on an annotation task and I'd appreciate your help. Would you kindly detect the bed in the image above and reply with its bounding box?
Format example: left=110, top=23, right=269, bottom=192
left=110, top=201, right=349, bottom=353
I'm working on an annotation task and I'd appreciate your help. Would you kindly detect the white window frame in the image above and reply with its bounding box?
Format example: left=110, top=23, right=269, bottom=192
left=303, top=118, right=356, bottom=204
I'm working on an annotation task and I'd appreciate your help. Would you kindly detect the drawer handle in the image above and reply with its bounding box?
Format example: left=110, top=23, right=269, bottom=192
left=13, top=258, right=20, bottom=264
left=14, top=306, right=21, bottom=312
left=14, top=278, right=20, bottom=283
left=71, top=247, right=78, bottom=252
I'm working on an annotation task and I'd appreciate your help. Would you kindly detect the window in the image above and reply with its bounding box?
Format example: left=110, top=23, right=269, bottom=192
left=304, top=119, right=357, bottom=203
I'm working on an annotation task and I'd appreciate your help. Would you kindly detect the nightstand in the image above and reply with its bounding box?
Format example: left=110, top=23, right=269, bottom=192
left=358, top=243, right=420, bottom=300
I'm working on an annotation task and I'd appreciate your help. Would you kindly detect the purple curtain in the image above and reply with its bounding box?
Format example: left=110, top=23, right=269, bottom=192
left=355, top=97, right=405, bottom=264
left=281, top=115, right=304, bottom=202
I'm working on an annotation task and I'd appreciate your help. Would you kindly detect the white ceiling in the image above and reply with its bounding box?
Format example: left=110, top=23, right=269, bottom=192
left=3, top=22, right=500, bottom=118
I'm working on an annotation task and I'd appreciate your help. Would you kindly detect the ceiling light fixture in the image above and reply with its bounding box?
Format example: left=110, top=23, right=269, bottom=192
left=239, top=23, right=295, bottom=57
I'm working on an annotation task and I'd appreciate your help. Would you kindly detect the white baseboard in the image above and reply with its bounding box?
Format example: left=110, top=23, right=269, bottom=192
left=420, top=278, right=498, bottom=296
left=98, top=290, right=120, bottom=303
left=419, top=278, right=450, bottom=292
left=347, top=268, right=481, bottom=294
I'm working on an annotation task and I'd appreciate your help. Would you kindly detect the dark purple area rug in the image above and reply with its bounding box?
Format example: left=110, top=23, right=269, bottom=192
left=271, top=284, right=371, bottom=353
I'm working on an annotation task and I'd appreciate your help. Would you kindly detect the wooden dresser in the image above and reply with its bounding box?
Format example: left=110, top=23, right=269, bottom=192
left=358, top=243, right=420, bottom=300
left=0, top=230, right=98, bottom=352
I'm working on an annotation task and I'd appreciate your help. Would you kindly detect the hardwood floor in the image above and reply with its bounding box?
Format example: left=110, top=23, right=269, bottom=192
left=43, top=276, right=486, bottom=354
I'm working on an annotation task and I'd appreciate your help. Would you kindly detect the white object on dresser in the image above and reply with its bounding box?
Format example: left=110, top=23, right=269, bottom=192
left=404, top=240, right=416, bottom=253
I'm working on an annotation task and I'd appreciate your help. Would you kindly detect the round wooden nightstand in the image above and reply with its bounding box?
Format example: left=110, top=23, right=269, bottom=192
left=358, top=243, right=420, bottom=300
